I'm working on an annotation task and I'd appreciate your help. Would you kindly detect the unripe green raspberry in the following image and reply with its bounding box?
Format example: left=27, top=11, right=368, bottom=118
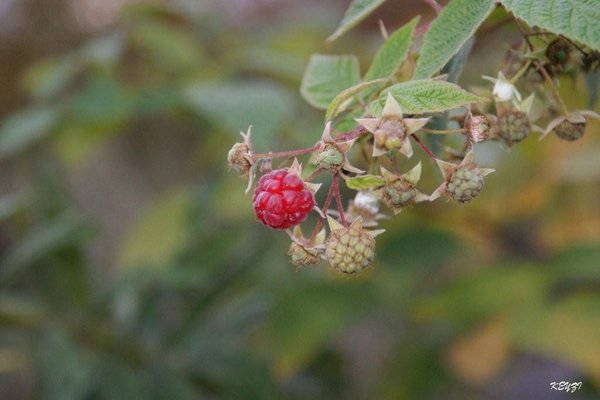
left=325, top=218, right=381, bottom=275
left=554, top=119, right=586, bottom=141
left=446, top=165, right=485, bottom=203
left=497, top=110, right=531, bottom=144
left=315, top=144, right=345, bottom=170
left=373, top=117, right=407, bottom=151
left=288, top=242, right=320, bottom=266
left=382, top=180, right=418, bottom=210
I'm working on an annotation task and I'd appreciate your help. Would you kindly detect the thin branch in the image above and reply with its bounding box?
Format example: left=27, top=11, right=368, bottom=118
left=410, top=134, right=437, bottom=160
left=332, top=174, right=347, bottom=227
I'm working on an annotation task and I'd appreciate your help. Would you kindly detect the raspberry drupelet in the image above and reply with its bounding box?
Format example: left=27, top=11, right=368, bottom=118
left=252, top=169, right=315, bottom=229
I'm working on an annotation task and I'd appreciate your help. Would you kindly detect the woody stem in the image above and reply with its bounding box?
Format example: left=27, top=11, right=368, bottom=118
left=410, top=134, right=437, bottom=160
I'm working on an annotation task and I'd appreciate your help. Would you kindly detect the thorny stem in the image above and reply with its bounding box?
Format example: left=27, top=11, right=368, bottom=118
left=420, top=127, right=465, bottom=134
left=332, top=174, right=347, bottom=227
left=410, top=134, right=437, bottom=160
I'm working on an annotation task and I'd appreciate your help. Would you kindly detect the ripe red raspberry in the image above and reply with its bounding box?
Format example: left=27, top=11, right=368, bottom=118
left=252, top=169, right=315, bottom=229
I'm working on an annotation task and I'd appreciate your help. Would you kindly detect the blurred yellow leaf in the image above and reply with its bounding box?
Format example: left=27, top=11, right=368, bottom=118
left=445, top=317, right=511, bottom=385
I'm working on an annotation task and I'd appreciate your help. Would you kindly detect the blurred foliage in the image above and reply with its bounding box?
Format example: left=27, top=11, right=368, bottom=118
left=0, top=1, right=599, bottom=399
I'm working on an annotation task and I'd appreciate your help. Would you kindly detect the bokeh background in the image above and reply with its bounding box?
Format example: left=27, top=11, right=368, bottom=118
left=1, top=0, right=599, bottom=399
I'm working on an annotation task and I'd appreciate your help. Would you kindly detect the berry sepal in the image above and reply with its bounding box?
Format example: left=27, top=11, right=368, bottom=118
left=430, top=149, right=494, bottom=203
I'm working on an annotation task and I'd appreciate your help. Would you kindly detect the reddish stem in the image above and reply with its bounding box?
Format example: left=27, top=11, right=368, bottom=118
left=253, top=144, right=319, bottom=161
left=333, top=125, right=369, bottom=142
left=309, top=178, right=335, bottom=239
left=332, top=174, right=347, bottom=227
left=410, top=134, right=437, bottom=160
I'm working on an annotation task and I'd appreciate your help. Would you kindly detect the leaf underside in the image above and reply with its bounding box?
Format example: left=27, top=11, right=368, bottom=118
left=500, top=0, right=600, bottom=51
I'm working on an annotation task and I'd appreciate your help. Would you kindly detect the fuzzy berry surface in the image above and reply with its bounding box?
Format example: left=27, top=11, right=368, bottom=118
left=252, top=169, right=314, bottom=229
left=326, top=226, right=375, bottom=274
left=498, top=110, right=530, bottom=144
left=447, top=166, right=485, bottom=203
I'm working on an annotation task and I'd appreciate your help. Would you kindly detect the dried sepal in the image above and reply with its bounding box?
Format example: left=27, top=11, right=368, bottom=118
left=541, top=110, right=600, bottom=141
left=287, top=226, right=326, bottom=267
left=378, top=163, right=428, bottom=214
left=430, top=149, right=494, bottom=203
left=314, top=122, right=364, bottom=176
left=226, top=126, right=257, bottom=194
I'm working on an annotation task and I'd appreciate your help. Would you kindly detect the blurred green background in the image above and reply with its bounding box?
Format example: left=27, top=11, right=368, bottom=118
left=1, top=0, right=599, bottom=399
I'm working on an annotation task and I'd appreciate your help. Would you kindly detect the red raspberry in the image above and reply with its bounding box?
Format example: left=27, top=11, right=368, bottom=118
left=252, top=169, right=315, bottom=229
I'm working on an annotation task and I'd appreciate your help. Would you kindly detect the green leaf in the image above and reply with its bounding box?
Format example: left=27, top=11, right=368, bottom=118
left=365, top=16, right=420, bottom=81
left=327, top=0, right=387, bottom=43
left=0, top=213, right=81, bottom=282
left=23, top=56, right=82, bottom=100
left=415, top=266, right=550, bottom=325
left=269, top=281, right=378, bottom=374
left=35, top=327, right=92, bottom=400
left=414, top=0, right=495, bottom=79
left=0, top=191, right=27, bottom=221
left=344, top=174, right=385, bottom=190
left=300, top=54, right=360, bottom=110
left=374, top=79, right=484, bottom=115
left=131, top=19, right=202, bottom=72
left=182, top=81, right=295, bottom=150
left=325, top=78, right=387, bottom=121
left=0, top=106, right=60, bottom=159
left=501, top=0, right=600, bottom=51
left=118, top=190, right=192, bottom=269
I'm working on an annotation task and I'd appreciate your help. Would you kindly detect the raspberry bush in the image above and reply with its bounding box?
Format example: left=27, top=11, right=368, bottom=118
left=228, top=0, right=600, bottom=276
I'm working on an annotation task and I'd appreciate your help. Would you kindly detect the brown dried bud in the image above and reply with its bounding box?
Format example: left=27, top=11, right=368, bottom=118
left=467, top=114, right=495, bottom=143
left=546, top=38, right=572, bottom=66
left=554, top=119, right=587, bottom=141
left=227, top=142, right=252, bottom=176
